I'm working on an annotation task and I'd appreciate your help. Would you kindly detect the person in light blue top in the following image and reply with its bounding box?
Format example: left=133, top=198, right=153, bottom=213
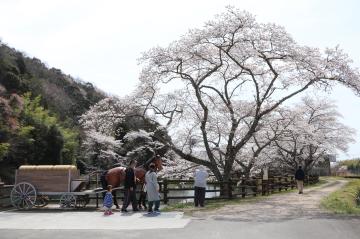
left=103, top=185, right=114, bottom=215
left=194, top=166, right=209, bottom=207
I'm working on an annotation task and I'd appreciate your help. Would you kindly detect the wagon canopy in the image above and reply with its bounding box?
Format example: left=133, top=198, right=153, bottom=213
left=16, top=165, right=80, bottom=192
left=19, top=165, right=77, bottom=171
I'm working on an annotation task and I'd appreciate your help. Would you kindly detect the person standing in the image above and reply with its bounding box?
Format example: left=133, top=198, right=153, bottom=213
left=103, top=185, right=114, bottom=215
left=121, top=159, right=139, bottom=212
left=145, top=163, right=160, bottom=213
left=194, top=166, right=209, bottom=207
left=295, top=166, right=305, bottom=194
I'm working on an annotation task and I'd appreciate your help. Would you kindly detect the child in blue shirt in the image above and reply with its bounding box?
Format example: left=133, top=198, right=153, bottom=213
left=103, top=185, right=114, bottom=215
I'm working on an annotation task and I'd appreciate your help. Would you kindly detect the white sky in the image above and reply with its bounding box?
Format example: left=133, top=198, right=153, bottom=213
left=1, top=0, right=360, bottom=160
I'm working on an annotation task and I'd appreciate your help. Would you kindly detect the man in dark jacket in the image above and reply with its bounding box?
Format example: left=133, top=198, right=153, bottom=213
left=121, top=159, right=139, bottom=212
left=295, top=166, right=305, bottom=194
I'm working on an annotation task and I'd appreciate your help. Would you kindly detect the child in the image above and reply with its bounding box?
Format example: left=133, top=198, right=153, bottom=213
left=103, top=185, right=114, bottom=215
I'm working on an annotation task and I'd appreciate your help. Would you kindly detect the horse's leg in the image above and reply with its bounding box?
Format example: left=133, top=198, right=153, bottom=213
left=138, top=184, right=144, bottom=209
left=112, top=191, right=120, bottom=209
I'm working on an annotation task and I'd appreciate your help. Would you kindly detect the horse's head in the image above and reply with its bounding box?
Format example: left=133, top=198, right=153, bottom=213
left=152, top=154, right=163, bottom=172
left=143, top=154, right=163, bottom=172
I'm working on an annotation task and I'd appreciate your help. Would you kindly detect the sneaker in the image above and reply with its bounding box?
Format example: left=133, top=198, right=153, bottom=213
left=109, top=211, right=114, bottom=215
left=104, top=211, right=109, bottom=216
left=121, top=209, right=128, bottom=213
left=133, top=208, right=139, bottom=212
left=148, top=210, right=153, bottom=214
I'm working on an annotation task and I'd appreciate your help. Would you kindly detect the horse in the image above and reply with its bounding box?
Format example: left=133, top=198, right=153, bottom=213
left=100, top=156, right=163, bottom=209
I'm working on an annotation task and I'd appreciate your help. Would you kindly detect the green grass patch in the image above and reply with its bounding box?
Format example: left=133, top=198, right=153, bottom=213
left=321, top=179, right=360, bottom=215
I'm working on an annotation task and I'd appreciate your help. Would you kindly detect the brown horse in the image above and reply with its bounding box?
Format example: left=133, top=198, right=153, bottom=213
left=100, top=156, right=163, bottom=208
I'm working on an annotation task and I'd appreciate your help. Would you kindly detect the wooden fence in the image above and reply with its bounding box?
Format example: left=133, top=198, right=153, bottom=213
left=0, top=185, right=13, bottom=208
left=158, top=175, right=319, bottom=204
left=0, top=175, right=319, bottom=208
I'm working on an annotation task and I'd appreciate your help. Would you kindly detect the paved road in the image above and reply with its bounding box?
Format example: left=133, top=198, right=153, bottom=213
left=0, top=211, right=190, bottom=230
left=1, top=179, right=359, bottom=239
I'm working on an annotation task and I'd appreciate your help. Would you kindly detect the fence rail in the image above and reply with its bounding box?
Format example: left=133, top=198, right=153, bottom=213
left=158, top=175, right=319, bottom=204
left=0, top=175, right=319, bottom=208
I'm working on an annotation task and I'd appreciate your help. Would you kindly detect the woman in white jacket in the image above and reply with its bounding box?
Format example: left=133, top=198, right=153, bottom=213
left=145, top=163, right=160, bottom=213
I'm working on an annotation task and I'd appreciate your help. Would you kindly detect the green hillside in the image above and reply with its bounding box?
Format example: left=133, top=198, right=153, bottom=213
left=0, top=41, right=106, bottom=183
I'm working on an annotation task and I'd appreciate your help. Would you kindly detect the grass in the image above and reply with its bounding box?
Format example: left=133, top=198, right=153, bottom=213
left=163, top=178, right=328, bottom=214
left=321, top=178, right=360, bottom=215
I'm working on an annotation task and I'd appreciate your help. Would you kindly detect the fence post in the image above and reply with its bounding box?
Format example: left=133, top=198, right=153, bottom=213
left=254, top=178, right=258, bottom=197
left=163, top=179, right=168, bottom=204
left=227, top=179, right=233, bottom=199
left=96, top=173, right=99, bottom=188
left=241, top=179, right=246, bottom=198
left=262, top=179, right=266, bottom=196
left=268, top=178, right=272, bottom=194
left=96, top=192, right=99, bottom=208
left=278, top=177, right=282, bottom=192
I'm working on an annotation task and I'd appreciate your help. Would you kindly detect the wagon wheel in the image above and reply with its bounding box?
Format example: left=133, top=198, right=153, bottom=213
left=76, top=195, right=90, bottom=208
left=34, top=195, right=49, bottom=208
left=59, top=193, right=76, bottom=208
left=10, top=182, right=37, bottom=210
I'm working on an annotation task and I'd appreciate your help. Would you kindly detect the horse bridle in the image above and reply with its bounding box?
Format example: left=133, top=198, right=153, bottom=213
left=138, top=156, right=153, bottom=169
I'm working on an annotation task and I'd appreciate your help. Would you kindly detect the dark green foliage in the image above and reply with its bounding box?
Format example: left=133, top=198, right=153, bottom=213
left=340, top=159, right=360, bottom=175
left=0, top=93, right=80, bottom=182
left=0, top=72, right=21, bottom=92
left=45, top=125, right=64, bottom=164
left=0, top=42, right=105, bottom=122
left=0, top=40, right=105, bottom=182
left=15, top=55, right=26, bottom=75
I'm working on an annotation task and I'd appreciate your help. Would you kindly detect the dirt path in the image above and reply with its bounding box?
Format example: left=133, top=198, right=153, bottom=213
left=192, top=179, right=348, bottom=222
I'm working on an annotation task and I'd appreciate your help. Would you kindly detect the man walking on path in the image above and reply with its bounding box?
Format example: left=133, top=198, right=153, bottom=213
left=295, top=166, right=305, bottom=194
left=194, top=166, right=209, bottom=207
left=121, top=159, right=139, bottom=212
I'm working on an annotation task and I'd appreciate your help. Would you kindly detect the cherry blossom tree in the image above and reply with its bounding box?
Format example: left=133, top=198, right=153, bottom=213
left=271, top=96, right=355, bottom=174
left=232, top=108, right=296, bottom=178
left=137, top=6, right=360, bottom=182
left=78, top=97, right=128, bottom=169
left=79, top=97, right=177, bottom=171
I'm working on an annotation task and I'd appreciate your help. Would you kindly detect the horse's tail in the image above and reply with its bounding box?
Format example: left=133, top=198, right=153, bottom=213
left=100, top=170, right=108, bottom=189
